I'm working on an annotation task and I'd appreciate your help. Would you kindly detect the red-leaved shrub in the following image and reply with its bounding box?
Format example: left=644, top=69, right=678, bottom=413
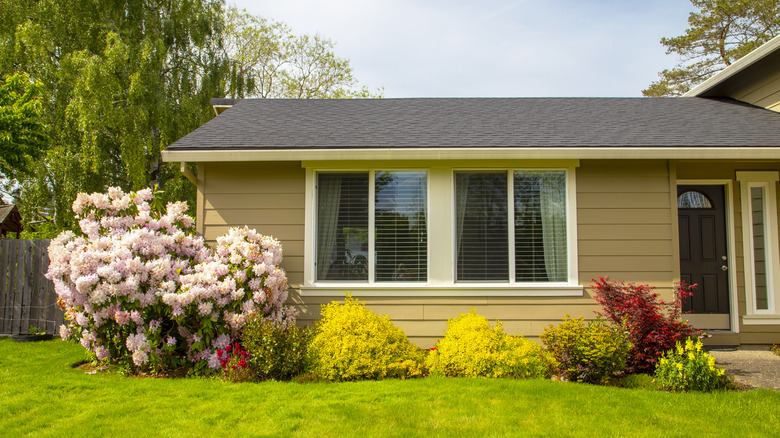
left=591, top=277, right=698, bottom=374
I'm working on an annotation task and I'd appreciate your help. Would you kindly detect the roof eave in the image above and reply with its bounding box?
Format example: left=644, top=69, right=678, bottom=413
left=161, top=147, right=780, bottom=162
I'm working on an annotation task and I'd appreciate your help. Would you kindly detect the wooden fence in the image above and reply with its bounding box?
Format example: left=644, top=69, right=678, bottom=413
left=0, top=239, right=64, bottom=335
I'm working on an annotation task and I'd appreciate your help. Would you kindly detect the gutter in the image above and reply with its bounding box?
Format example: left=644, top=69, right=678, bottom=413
left=161, top=147, right=780, bottom=163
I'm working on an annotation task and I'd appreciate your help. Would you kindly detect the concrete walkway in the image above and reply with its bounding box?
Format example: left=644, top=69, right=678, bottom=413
left=710, top=349, right=780, bottom=390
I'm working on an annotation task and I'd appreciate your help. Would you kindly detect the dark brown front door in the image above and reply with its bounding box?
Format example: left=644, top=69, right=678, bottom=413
left=677, top=185, right=730, bottom=329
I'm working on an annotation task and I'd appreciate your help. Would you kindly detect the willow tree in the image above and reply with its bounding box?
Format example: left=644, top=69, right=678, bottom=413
left=644, top=0, right=780, bottom=96
left=1, top=1, right=378, bottom=234
left=0, top=0, right=228, bottom=231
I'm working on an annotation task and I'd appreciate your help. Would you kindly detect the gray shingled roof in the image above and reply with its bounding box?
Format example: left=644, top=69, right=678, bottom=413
left=166, top=97, right=780, bottom=150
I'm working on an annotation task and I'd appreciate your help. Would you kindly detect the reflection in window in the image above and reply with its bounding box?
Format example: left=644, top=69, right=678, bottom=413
left=375, top=171, right=427, bottom=282
left=751, top=186, right=769, bottom=310
left=316, top=171, right=428, bottom=282
left=316, top=173, right=369, bottom=281
left=456, top=172, right=509, bottom=281
left=678, top=191, right=713, bottom=209
left=455, top=170, right=568, bottom=282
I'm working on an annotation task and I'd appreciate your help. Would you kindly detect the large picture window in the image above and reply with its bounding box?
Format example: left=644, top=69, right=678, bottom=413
left=456, top=170, right=567, bottom=283
left=316, top=171, right=428, bottom=282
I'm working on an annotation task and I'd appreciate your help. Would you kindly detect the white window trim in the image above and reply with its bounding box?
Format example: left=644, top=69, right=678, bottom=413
left=301, top=161, right=582, bottom=297
left=736, top=171, right=780, bottom=320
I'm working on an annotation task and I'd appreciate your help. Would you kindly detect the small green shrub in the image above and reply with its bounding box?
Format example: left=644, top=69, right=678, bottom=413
left=654, top=338, right=731, bottom=392
left=426, top=310, right=555, bottom=379
left=541, top=316, right=632, bottom=384
left=308, top=295, right=425, bottom=381
left=241, top=315, right=309, bottom=381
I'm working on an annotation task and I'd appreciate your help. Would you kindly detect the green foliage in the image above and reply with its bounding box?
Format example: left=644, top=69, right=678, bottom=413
left=0, top=72, right=47, bottom=178
left=0, top=2, right=378, bottom=232
left=308, top=295, right=425, bottom=381
left=654, top=338, right=732, bottom=391
left=223, top=7, right=382, bottom=99
left=241, top=315, right=310, bottom=381
left=0, top=0, right=225, bottom=229
left=541, top=316, right=632, bottom=384
left=427, top=310, right=555, bottom=379
left=644, top=0, right=780, bottom=96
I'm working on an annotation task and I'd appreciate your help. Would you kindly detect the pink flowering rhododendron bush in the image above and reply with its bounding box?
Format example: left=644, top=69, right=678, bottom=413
left=46, top=188, right=295, bottom=374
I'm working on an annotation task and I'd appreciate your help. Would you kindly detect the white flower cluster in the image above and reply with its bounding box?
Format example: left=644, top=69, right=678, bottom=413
left=47, top=188, right=295, bottom=373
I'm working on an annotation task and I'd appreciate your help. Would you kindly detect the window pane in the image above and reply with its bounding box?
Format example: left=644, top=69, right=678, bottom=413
left=456, top=172, right=508, bottom=281
left=515, top=171, right=567, bottom=282
left=375, top=171, right=427, bottom=282
left=751, top=186, right=769, bottom=310
left=678, top=191, right=713, bottom=209
left=316, top=173, right=368, bottom=280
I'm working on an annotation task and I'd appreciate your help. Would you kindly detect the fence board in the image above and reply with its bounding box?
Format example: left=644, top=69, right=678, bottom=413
left=12, top=240, right=24, bottom=334
left=0, top=239, right=59, bottom=335
left=20, top=239, right=34, bottom=334
left=0, top=240, right=9, bottom=333
left=30, top=240, right=42, bottom=331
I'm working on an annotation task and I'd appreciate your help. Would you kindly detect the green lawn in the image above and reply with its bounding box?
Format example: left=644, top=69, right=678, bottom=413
left=1, top=338, right=779, bottom=437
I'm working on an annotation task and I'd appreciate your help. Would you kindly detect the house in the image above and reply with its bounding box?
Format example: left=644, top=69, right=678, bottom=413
left=161, top=36, right=780, bottom=347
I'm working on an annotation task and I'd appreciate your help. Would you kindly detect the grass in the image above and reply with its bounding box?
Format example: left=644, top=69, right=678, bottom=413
left=2, top=338, right=779, bottom=437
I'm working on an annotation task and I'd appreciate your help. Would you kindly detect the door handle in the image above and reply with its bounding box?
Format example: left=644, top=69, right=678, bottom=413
left=721, top=265, right=728, bottom=271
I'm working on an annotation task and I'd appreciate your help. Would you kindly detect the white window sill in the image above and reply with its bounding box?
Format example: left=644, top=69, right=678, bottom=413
left=299, top=283, right=584, bottom=297
left=742, top=315, right=780, bottom=325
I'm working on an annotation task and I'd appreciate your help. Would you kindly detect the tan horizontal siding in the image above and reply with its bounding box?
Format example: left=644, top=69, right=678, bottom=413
left=730, top=68, right=780, bottom=111
left=578, top=208, right=670, bottom=225
left=203, top=209, right=304, bottom=226
left=201, top=161, right=306, bottom=290
left=579, top=240, right=672, bottom=256
left=577, top=192, right=670, bottom=209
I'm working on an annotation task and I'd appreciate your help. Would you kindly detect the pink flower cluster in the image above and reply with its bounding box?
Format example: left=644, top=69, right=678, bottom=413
left=47, top=188, right=295, bottom=373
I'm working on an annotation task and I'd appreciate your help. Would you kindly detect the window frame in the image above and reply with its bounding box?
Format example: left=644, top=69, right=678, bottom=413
left=302, top=161, right=581, bottom=296
left=737, top=171, right=780, bottom=320
left=451, top=167, right=578, bottom=286
left=312, top=168, right=431, bottom=286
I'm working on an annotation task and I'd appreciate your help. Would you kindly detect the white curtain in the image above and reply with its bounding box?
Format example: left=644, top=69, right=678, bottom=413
left=316, top=176, right=341, bottom=280
left=539, top=173, right=567, bottom=282
left=455, top=174, right=470, bottom=276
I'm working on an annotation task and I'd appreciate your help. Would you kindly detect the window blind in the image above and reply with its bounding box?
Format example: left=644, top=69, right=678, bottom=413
left=316, top=173, right=369, bottom=281
left=375, top=171, right=427, bottom=282
left=514, top=171, right=567, bottom=282
left=455, top=172, right=509, bottom=281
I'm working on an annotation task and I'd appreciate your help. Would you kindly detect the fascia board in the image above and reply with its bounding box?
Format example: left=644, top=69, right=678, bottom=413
left=161, top=147, right=780, bottom=162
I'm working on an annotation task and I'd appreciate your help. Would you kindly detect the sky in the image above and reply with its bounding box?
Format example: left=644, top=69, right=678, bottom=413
left=230, top=0, right=696, bottom=98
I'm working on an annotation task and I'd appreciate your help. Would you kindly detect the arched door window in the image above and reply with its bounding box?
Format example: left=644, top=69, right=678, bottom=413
left=678, top=191, right=713, bottom=209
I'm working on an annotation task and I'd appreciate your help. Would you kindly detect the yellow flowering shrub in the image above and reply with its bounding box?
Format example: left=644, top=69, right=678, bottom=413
left=654, top=338, right=732, bottom=391
left=426, top=310, right=555, bottom=379
left=541, top=316, right=632, bottom=384
left=307, top=295, right=425, bottom=381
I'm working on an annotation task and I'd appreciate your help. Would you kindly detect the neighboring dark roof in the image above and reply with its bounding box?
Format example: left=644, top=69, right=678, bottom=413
left=167, top=97, right=780, bottom=150
left=0, top=204, right=22, bottom=235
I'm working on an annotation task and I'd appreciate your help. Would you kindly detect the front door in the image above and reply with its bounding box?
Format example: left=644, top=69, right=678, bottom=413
left=677, top=185, right=730, bottom=330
